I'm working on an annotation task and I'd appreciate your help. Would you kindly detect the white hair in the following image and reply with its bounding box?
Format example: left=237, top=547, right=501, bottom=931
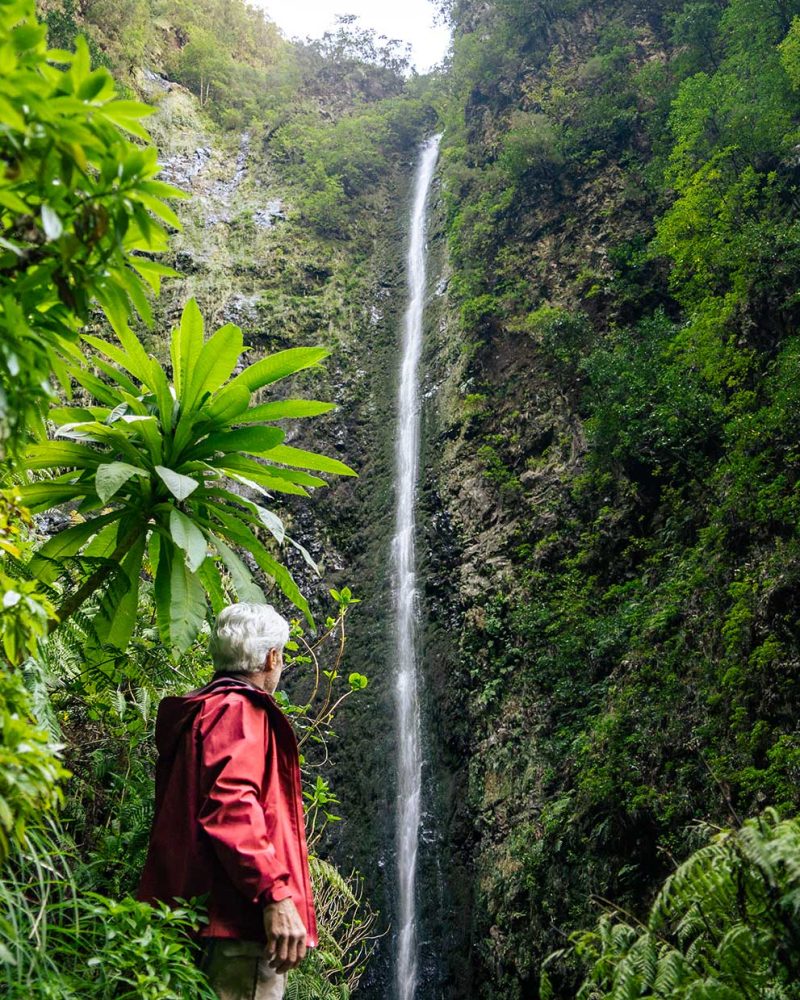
left=210, top=603, right=290, bottom=674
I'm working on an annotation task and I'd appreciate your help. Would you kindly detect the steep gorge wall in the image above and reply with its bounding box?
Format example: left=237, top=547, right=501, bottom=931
left=421, top=0, right=800, bottom=995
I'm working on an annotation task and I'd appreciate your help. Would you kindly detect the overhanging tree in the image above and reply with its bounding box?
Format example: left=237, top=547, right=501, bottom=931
left=0, top=0, right=184, bottom=462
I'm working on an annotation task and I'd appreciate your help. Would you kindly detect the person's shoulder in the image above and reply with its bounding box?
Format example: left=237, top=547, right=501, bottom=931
left=197, top=679, right=269, bottom=724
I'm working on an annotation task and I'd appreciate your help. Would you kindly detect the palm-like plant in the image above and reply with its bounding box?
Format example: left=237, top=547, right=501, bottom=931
left=21, top=298, right=354, bottom=652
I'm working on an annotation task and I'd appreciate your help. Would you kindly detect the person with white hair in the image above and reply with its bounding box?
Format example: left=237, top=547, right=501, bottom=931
left=138, top=602, right=317, bottom=1000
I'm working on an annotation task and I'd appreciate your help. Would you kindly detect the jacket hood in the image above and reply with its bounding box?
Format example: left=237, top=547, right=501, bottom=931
left=154, top=676, right=268, bottom=759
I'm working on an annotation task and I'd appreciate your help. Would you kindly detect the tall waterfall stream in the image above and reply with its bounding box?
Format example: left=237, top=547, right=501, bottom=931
left=392, top=134, right=442, bottom=1000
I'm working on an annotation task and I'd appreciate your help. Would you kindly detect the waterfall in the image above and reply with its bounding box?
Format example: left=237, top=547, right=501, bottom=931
left=392, top=133, right=442, bottom=1000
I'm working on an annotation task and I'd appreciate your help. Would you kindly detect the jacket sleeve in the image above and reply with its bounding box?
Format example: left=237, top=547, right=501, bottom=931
left=197, top=694, right=293, bottom=905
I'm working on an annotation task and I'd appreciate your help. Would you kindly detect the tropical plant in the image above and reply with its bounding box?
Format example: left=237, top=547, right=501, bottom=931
left=0, top=0, right=182, bottom=462
left=0, top=670, right=68, bottom=862
left=20, top=298, right=354, bottom=653
left=0, top=490, right=58, bottom=665
left=543, top=809, right=800, bottom=999
left=0, top=820, right=216, bottom=999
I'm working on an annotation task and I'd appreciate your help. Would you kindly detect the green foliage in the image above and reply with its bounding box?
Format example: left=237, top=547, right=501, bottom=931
left=441, top=0, right=800, bottom=995
left=0, top=823, right=215, bottom=999
left=779, top=15, right=800, bottom=86
left=0, top=491, right=57, bottom=664
left=582, top=310, right=723, bottom=477
left=20, top=298, right=353, bottom=651
left=550, top=809, right=800, bottom=999
left=0, top=672, right=67, bottom=862
left=0, top=0, right=182, bottom=461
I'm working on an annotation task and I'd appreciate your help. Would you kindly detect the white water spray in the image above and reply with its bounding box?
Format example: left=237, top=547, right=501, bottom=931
left=393, top=133, right=442, bottom=1000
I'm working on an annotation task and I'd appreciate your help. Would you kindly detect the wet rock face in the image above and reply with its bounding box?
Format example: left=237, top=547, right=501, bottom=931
left=253, top=200, right=285, bottom=228
left=158, top=144, right=212, bottom=189
left=34, top=508, right=71, bottom=537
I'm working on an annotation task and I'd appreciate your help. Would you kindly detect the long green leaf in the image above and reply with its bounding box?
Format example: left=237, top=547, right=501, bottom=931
left=184, top=323, right=244, bottom=411
left=224, top=472, right=308, bottom=498
left=54, top=421, right=142, bottom=466
left=154, top=542, right=207, bottom=652
left=93, top=533, right=147, bottom=650
left=26, top=442, right=104, bottom=470
left=121, top=415, right=162, bottom=465
left=49, top=406, right=110, bottom=425
left=82, top=333, right=150, bottom=386
left=155, top=465, right=199, bottom=500
left=191, top=426, right=285, bottom=460
left=172, top=299, right=204, bottom=401
left=95, top=461, right=148, bottom=504
left=262, top=443, right=357, bottom=477
left=209, top=454, right=327, bottom=490
left=212, top=509, right=312, bottom=625
left=16, top=482, right=89, bottom=511
left=239, top=400, right=336, bottom=422
left=207, top=383, right=252, bottom=425
left=92, top=356, right=141, bottom=397
left=29, top=512, right=120, bottom=583
left=209, top=534, right=266, bottom=604
left=169, top=509, right=208, bottom=573
left=197, top=557, right=227, bottom=614
left=148, top=358, right=174, bottom=435
left=227, top=346, right=330, bottom=394
left=68, top=367, right=125, bottom=407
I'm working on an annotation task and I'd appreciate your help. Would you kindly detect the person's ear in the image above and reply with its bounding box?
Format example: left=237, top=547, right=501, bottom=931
left=265, top=647, right=279, bottom=671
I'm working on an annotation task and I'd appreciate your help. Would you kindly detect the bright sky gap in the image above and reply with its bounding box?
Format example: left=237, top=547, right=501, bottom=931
left=255, top=0, right=451, bottom=72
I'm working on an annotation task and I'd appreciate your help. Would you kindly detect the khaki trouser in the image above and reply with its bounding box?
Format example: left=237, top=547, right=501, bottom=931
left=202, top=939, right=287, bottom=1000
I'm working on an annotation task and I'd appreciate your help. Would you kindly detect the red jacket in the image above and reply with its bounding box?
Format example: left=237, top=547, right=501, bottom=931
left=137, top=675, right=317, bottom=947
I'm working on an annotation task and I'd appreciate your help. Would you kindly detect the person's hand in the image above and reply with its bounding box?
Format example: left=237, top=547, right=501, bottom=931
left=263, top=897, right=307, bottom=973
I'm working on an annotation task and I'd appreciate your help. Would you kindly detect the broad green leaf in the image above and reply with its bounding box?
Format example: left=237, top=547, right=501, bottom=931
left=184, top=323, right=244, bottom=411
left=193, top=426, right=285, bottom=459
left=239, top=399, right=336, bottom=422
left=262, top=444, right=356, bottom=477
left=95, top=461, right=148, bottom=504
left=169, top=509, right=208, bottom=573
left=197, top=557, right=227, bottom=614
left=155, top=465, right=199, bottom=500
left=227, top=347, right=330, bottom=394
left=93, top=534, right=146, bottom=650
left=207, top=383, right=251, bottom=425
left=17, top=482, right=88, bottom=511
left=172, top=298, right=203, bottom=400
left=26, top=441, right=103, bottom=469
left=154, top=543, right=207, bottom=652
